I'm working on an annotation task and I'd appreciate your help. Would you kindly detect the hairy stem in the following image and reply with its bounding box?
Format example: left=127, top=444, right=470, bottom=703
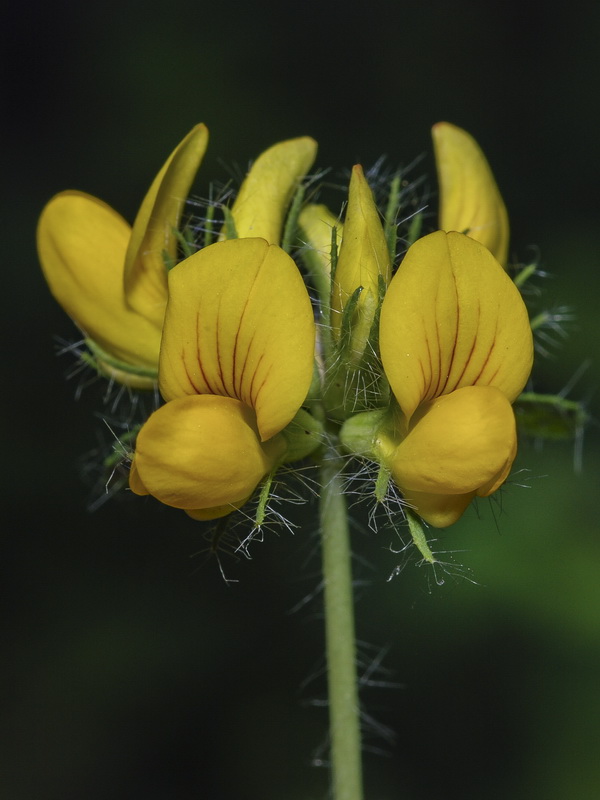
left=319, top=443, right=363, bottom=800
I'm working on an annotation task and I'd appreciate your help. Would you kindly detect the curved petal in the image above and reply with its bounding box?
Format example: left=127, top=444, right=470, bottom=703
left=185, top=504, right=248, bottom=521
left=37, top=191, right=162, bottom=368
left=128, top=458, right=148, bottom=495
left=433, top=122, right=509, bottom=265
left=389, top=386, right=517, bottom=496
left=298, top=203, right=343, bottom=277
left=129, top=395, right=285, bottom=510
left=401, top=488, right=476, bottom=529
left=226, top=137, right=317, bottom=243
left=159, top=238, right=316, bottom=441
left=124, top=124, right=209, bottom=324
left=379, top=231, right=533, bottom=420
left=332, top=165, right=391, bottom=359
left=477, top=430, right=517, bottom=497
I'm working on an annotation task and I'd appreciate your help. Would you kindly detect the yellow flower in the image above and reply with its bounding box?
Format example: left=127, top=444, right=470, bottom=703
left=376, top=230, right=533, bottom=527
left=37, top=125, right=209, bottom=387
left=433, top=122, right=509, bottom=266
left=129, top=237, right=316, bottom=520
left=224, top=136, right=317, bottom=243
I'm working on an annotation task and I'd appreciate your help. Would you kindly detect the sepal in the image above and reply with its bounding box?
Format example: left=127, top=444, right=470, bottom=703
left=280, top=409, right=325, bottom=462
left=514, top=391, right=590, bottom=440
left=85, top=338, right=158, bottom=390
left=339, top=408, right=389, bottom=458
left=331, top=165, right=391, bottom=364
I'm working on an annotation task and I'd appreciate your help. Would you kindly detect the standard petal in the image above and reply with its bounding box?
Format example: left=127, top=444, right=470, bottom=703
left=37, top=191, right=162, bottom=368
left=433, top=122, right=509, bottom=265
left=129, top=395, right=285, bottom=510
left=379, top=231, right=533, bottom=420
left=124, top=124, right=209, bottom=324
left=159, top=238, right=315, bottom=441
left=332, top=165, right=391, bottom=358
left=389, top=386, right=517, bottom=496
left=225, top=137, right=317, bottom=243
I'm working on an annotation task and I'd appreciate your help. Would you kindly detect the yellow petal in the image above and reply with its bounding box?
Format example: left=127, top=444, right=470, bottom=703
left=124, top=124, right=209, bottom=324
left=433, top=122, right=509, bottom=265
left=128, top=458, right=147, bottom=495
left=298, top=203, right=343, bottom=301
left=379, top=231, right=533, bottom=420
left=389, top=386, right=517, bottom=496
left=401, top=489, right=476, bottom=528
left=477, top=430, right=517, bottom=497
left=129, top=395, right=285, bottom=510
left=37, top=191, right=162, bottom=368
left=332, top=165, right=391, bottom=360
left=226, top=137, right=317, bottom=243
left=298, top=203, right=343, bottom=276
left=185, top=504, right=247, bottom=521
left=159, top=238, right=315, bottom=441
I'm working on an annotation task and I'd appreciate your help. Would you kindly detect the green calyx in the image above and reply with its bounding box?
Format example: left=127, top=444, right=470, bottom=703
left=514, top=391, right=589, bottom=440
left=339, top=407, right=391, bottom=458
left=323, top=278, right=390, bottom=420
left=83, top=339, right=158, bottom=389
left=280, top=408, right=325, bottom=462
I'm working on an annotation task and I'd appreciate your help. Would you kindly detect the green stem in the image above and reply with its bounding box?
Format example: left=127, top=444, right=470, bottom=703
left=319, top=443, right=363, bottom=800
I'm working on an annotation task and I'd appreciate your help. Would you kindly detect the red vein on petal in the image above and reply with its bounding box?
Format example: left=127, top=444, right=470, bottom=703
left=194, top=311, right=216, bottom=394
left=435, top=274, right=459, bottom=397
left=183, top=355, right=202, bottom=394
left=447, top=297, right=480, bottom=393
left=248, top=351, right=267, bottom=407
left=472, top=316, right=500, bottom=386
left=231, top=250, right=270, bottom=403
left=419, top=328, right=433, bottom=402
left=237, top=330, right=257, bottom=404
left=473, top=332, right=501, bottom=386
left=483, top=362, right=502, bottom=386
left=214, top=302, right=228, bottom=396
left=162, top=345, right=187, bottom=397
left=429, top=283, right=441, bottom=399
left=432, top=311, right=448, bottom=398
left=233, top=293, right=253, bottom=401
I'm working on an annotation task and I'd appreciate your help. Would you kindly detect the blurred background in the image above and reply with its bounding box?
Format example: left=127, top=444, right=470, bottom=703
left=5, top=1, right=600, bottom=797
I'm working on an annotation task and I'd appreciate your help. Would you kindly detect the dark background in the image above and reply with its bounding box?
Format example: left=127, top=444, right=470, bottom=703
left=5, top=1, right=600, bottom=798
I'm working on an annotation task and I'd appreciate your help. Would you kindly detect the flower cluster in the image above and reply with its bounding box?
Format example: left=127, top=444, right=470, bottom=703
left=39, top=121, right=543, bottom=534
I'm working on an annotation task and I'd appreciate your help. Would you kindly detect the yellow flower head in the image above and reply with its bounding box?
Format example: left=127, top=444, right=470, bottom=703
left=377, top=230, right=533, bottom=527
left=129, top=237, right=316, bottom=520
left=37, top=125, right=209, bottom=387
left=433, top=122, right=509, bottom=266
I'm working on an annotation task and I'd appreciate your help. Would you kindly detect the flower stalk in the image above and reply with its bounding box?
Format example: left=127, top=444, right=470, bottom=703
left=319, top=440, right=364, bottom=800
